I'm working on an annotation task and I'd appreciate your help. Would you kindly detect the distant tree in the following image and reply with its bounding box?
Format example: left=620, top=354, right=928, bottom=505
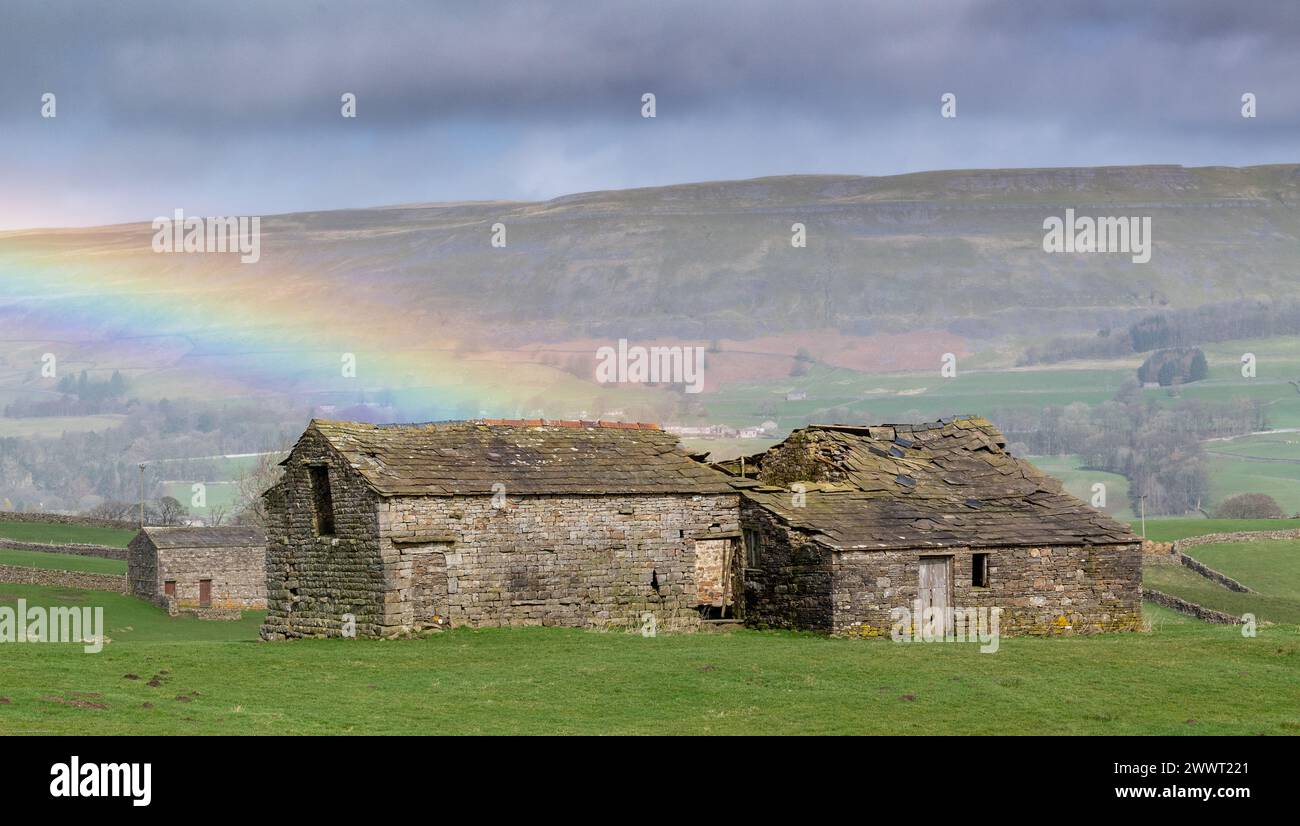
left=156, top=496, right=187, bottom=526
left=1214, top=493, right=1285, bottom=519
left=206, top=504, right=228, bottom=527
left=85, top=500, right=134, bottom=522
left=233, top=452, right=285, bottom=530
left=1138, top=347, right=1208, bottom=387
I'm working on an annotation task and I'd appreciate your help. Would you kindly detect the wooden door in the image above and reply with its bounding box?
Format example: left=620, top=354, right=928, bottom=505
left=918, top=557, right=950, bottom=637
left=198, top=579, right=211, bottom=608
left=164, top=580, right=176, bottom=598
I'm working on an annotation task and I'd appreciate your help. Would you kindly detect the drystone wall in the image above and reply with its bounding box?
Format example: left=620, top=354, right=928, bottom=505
left=0, top=565, right=126, bottom=593
left=0, top=539, right=125, bottom=560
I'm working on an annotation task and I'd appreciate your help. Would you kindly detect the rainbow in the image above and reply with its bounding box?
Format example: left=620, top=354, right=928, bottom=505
left=0, top=226, right=602, bottom=420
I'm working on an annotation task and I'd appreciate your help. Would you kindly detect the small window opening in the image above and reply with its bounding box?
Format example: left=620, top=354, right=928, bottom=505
left=972, top=553, right=989, bottom=587
left=650, top=569, right=661, bottom=593
left=308, top=464, right=335, bottom=536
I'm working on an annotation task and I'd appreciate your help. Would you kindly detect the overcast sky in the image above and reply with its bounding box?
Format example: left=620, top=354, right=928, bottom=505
left=1, top=0, right=1297, bottom=229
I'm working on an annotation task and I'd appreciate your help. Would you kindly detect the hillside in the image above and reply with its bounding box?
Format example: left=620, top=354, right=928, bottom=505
left=3, top=164, right=1300, bottom=515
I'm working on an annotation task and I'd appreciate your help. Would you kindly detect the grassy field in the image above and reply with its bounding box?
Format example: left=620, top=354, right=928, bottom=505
left=157, top=481, right=240, bottom=518
left=1191, top=540, right=1300, bottom=599
left=1134, top=517, right=1300, bottom=543
left=0, top=583, right=1297, bottom=735
left=0, top=520, right=136, bottom=547
left=1144, top=565, right=1300, bottom=625
left=1141, top=535, right=1300, bottom=624
left=1026, top=455, right=1133, bottom=521
left=1203, top=432, right=1300, bottom=515
left=0, top=547, right=126, bottom=575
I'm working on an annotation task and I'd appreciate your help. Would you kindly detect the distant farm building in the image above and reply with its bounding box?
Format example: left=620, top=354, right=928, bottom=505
left=261, top=416, right=1140, bottom=640
left=128, top=526, right=267, bottom=611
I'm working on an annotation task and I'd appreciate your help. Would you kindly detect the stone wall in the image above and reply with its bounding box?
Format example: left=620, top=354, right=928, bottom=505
left=740, top=501, right=833, bottom=631
left=1179, top=554, right=1252, bottom=593
left=0, top=564, right=127, bottom=593
left=830, top=543, right=1142, bottom=636
left=160, top=545, right=265, bottom=609
left=1141, top=539, right=1178, bottom=564
left=0, top=511, right=134, bottom=529
left=261, top=427, right=385, bottom=640
left=1142, top=588, right=1242, bottom=624
left=0, top=539, right=126, bottom=560
left=1177, top=528, right=1300, bottom=548
left=378, top=491, right=740, bottom=635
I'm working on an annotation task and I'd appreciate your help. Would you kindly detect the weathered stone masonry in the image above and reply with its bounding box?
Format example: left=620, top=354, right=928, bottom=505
left=730, top=418, right=1143, bottom=637
left=829, top=542, right=1139, bottom=636
left=261, top=426, right=385, bottom=639
left=379, top=492, right=738, bottom=633
left=128, top=526, right=266, bottom=610
left=262, top=419, right=740, bottom=640
left=262, top=415, right=1143, bottom=641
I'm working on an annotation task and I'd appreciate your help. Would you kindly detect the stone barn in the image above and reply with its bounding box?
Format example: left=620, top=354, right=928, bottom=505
left=725, top=417, right=1142, bottom=637
left=261, top=419, right=740, bottom=640
left=128, top=526, right=267, bottom=610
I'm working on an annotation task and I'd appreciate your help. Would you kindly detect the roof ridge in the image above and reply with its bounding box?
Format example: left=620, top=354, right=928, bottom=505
left=311, top=417, right=659, bottom=431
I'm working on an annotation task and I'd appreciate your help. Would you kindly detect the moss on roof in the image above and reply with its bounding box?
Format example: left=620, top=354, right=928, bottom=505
left=305, top=419, right=735, bottom=497
left=735, top=416, right=1138, bottom=551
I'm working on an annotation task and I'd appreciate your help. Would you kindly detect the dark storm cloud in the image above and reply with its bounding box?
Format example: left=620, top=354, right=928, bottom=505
left=4, top=0, right=1297, bottom=129
left=0, top=0, right=1296, bottom=228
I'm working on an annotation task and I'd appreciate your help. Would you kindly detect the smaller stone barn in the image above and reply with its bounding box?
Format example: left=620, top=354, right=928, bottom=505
left=726, top=417, right=1142, bottom=637
left=261, top=419, right=740, bottom=640
left=128, top=526, right=267, bottom=610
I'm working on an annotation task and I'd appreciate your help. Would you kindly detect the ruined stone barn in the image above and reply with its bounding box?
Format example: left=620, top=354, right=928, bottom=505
left=260, top=419, right=741, bottom=640
left=127, top=526, right=267, bottom=610
left=723, top=417, right=1142, bottom=637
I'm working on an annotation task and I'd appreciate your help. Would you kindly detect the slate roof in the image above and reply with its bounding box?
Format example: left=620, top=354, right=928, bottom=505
left=305, top=419, right=734, bottom=497
left=731, top=416, right=1138, bottom=551
left=137, top=526, right=265, bottom=549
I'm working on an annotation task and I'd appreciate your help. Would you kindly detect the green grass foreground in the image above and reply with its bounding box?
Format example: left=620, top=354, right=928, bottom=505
left=0, top=584, right=1296, bottom=735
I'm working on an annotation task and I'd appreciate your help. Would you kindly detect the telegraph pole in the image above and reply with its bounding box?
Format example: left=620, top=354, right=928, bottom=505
left=138, top=462, right=146, bottom=528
